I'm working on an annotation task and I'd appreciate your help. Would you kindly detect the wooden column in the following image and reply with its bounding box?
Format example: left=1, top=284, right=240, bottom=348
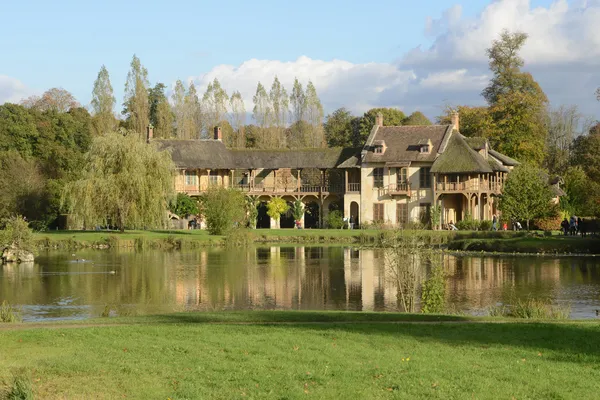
left=344, top=170, right=349, bottom=192
left=297, top=169, right=302, bottom=192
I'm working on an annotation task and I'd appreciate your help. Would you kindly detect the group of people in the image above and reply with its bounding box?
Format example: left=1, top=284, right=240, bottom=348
left=561, top=216, right=588, bottom=236
left=447, top=214, right=522, bottom=231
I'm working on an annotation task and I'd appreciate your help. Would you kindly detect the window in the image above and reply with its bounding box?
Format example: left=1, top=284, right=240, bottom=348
left=374, top=145, right=383, bottom=154
left=420, top=145, right=430, bottom=153
left=396, top=203, right=408, bottom=225
left=373, top=203, right=384, bottom=222
left=419, top=167, right=431, bottom=188
left=397, top=167, right=408, bottom=187
left=373, top=168, right=384, bottom=188
left=185, top=170, right=197, bottom=186
left=209, top=170, right=219, bottom=185
left=419, top=203, right=431, bottom=225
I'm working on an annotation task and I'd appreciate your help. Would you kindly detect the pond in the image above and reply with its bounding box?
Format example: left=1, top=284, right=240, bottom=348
left=1, top=247, right=599, bottom=321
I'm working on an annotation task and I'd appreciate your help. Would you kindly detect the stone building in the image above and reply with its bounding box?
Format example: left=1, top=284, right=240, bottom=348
left=154, top=112, right=519, bottom=228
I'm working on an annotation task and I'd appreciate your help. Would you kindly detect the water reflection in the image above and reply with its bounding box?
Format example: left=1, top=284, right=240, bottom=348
left=1, top=247, right=599, bottom=321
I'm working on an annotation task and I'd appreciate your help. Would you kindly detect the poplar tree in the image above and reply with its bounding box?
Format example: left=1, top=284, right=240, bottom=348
left=185, top=83, right=202, bottom=139
left=202, top=78, right=228, bottom=136
left=91, top=65, right=117, bottom=135
left=148, top=83, right=173, bottom=138
left=288, top=78, right=307, bottom=148
left=172, top=80, right=187, bottom=138
left=270, top=76, right=289, bottom=148
left=304, top=80, right=324, bottom=147
left=229, top=91, right=246, bottom=148
left=123, top=54, right=150, bottom=137
left=252, top=82, right=273, bottom=148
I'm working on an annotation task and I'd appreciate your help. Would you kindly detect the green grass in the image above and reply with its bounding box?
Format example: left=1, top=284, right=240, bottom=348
left=1, top=311, right=599, bottom=399
left=448, top=234, right=600, bottom=254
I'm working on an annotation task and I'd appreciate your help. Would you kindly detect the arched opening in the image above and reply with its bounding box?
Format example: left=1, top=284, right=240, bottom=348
left=304, top=202, right=319, bottom=229
left=280, top=201, right=295, bottom=228
left=350, top=201, right=359, bottom=227
left=256, top=202, right=270, bottom=229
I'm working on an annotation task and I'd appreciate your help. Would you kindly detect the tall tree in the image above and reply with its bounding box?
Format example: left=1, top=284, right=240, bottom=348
left=499, top=163, right=553, bottom=230
left=229, top=91, right=246, bottom=148
left=544, top=105, right=587, bottom=175
left=288, top=78, right=307, bottom=147
left=185, top=83, right=202, bottom=139
left=202, top=78, right=228, bottom=136
left=438, top=105, right=494, bottom=138
left=324, top=108, right=357, bottom=147
left=252, top=82, right=273, bottom=148
left=482, top=30, right=548, bottom=165
left=148, top=83, right=173, bottom=138
left=64, top=132, right=175, bottom=231
left=357, top=108, right=406, bottom=144
left=269, top=76, right=289, bottom=148
left=21, top=88, right=80, bottom=112
left=123, top=54, right=150, bottom=137
left=171, top=80, right=187, bottom=138
left=90, top=65, right=117, bottom=135
left=404, top=111, right=432, bottom=126
left=304, top=80, right=324, bottom=148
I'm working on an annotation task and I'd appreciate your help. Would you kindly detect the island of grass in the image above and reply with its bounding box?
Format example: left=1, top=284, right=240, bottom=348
left=1, top=311, right=599, bottom=399
left=32, top=229, right=600, bottom=254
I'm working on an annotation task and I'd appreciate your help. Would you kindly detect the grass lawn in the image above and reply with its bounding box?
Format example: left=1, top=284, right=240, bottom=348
left=1, top=311, right=599, bottom=399
left=449, top=234, right=600, bottom=254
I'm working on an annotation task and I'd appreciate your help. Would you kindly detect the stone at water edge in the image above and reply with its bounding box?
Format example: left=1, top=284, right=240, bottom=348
left=1, top=245, right=35, bottom=263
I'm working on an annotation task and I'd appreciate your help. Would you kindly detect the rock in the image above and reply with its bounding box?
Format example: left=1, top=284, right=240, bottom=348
left=1, top=245, right=35, bottom=263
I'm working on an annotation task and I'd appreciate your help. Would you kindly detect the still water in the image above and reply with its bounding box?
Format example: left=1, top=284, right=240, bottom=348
left=1, top=247, right=599, bottom=321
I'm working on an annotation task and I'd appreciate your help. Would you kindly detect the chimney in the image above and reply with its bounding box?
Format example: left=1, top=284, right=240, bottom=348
left=451, top=111, right=460, bottom=132
left=214, top=126, right=222, bottom=141
left=146, top=124, right=154, bottom=143
left=376, top=112, right=383, bottom=127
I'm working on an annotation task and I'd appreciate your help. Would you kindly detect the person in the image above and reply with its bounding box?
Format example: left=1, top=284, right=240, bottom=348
left=561, top=218, right=569, bottom=236
left=341, top=216, right=348, bottom=229
left=580, top=218, right=586, bottom=237
left=349, top=215, right=354, bottom=230
left=502, top=222, right=508, bottom=231
left=577, top=217, right=582, bottom=235
left=295, top=219, right=302, bottom=229
left=448, top=221, right=458, bottom=231
left=569, top=216, right=576, bottom=236
left=492, top=214, right=498, bottom=231
left=515, top=221, right=522, bottom=231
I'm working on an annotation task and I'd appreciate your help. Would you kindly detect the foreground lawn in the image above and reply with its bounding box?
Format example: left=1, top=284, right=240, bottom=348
left=1, top=312, right=599, bottom=399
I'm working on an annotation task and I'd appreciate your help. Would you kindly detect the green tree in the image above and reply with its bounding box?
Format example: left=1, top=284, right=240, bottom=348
left=291, top=199, right=304, bottom=222
left=123, top=54, right=150, bottom=137
left=185, top=83, right=202, bottom=139
left=228, top=91, right=246, bottom=148
left=252, top=82, right=274, bottom=148
left=289, top=78, right=306, bottom=147
left=270, top=76, right=289, bottom=147
left=324, top=108, right=356, bottom=147
left=404, top=111, right=432, bottom=126
left=499, top=164, right=553, bottom=230
left=170, top=193, right=199, bottom=217
left=172, top=80, right=188, bottom=138
left=200, top=186, right=245, bottom=235
left=0, top=215, right=35, bottom=253
left=266, top=198, right=289, bottom=228
left=202, top=78, right=228, bottom=136
left=438, top=105, right=494, bottom=138
left=357, top=108, right=406, bottom=144
left=571, top=126, right=600, bottom=182
left=0, top=103, right=39, bottom=156
left=148, top=83, right=173, bottom=138
left=304, top=80, right=324, bottom=148
left=560, top=166, right=599, bottom=216
left=63, top=132, right=175, bottom=231
left=245, top=196, right=260, bottom=229
left=91, top=65, right=117, bottom=136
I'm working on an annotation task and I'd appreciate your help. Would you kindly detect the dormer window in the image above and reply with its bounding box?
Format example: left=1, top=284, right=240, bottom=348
left=372, top=140, right=386, bottom=154
left=419, top=145, right=429, bottom=153
left=374, top=145, right=383, bottom=154
left=417, top=139, right=432, bottom=154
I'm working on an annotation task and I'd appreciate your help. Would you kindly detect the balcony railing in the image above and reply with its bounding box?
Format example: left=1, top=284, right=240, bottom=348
left=176, top=183, right=346, bottom=195
left=379, top=182, right=411, bottom=196
left=347, top=183, right=361, bottom=193
left=436, top=180, right=503, bottom=192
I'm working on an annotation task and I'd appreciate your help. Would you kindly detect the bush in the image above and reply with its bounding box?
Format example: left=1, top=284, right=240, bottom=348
left=327, top=210, right=344, bottom=229
left=170, top=193, right=199, bottom=218
left=488, top=297, right=570, bottom=320
left=200, top=187, right=245, bottom=235
left=0, top=300, right=21, bottom=323
left=479, top=220, right=492, bottom=231
left=455, top=213, right=479, bottom=231
left=0, top=216, right=35, bottom=253
left=421, top=264, right=446, bottom=314
left=266, top=198, right=289, bottom=228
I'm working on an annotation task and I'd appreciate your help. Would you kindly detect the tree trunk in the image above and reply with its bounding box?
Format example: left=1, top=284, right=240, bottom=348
left=526, top=219, right=530, bottom=231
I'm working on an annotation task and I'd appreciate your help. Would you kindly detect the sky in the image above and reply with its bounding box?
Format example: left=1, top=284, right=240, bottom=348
left=1, top=0, right=599, bottom=121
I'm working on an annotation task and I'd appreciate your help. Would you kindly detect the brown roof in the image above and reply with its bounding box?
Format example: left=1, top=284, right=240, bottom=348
left=154, top=139, right=361, bottom=170
left=430, top=134, right=493, bottom=174
left=489, top=149, right=519, bottom=166
left=364, top=125, right=453, bottom=163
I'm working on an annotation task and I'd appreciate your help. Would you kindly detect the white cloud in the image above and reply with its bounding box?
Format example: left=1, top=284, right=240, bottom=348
left=0, top=75, right=35, bottom=105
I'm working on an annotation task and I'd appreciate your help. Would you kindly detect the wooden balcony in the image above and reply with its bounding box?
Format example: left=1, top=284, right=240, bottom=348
left=347, top=183, right=361, bottom=193
left=175, top=183, right=347, bottom=196
left=377, top=183, right=411, bottom=196
left=436, top=181, right=502, bottom=193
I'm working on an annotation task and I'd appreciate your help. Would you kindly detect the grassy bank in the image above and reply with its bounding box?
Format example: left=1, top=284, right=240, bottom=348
left=1, top=311, right=599, bottom=399
left=31, top=229, right=600, bottom=254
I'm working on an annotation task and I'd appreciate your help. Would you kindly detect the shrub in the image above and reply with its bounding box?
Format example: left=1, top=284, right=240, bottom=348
left=0, top=301, right=21, bottom=323
left=200, top=187, right=246, bottom=235
left=0, top=216, right=35, bottom=253
left=170, top=193, right=199, bottom=218
left=455, top=213, right=479, bottom=231
left=421, top=264, right=446, bottom=314
left=226, top=228, right=256, bottom=247
left=488, top=297, right=570, bottom=320
left=266, top=198, right=289, bottom=229
left=479, top=220, right=492, bottom=231
left=327, top=210, right=344, bottom=229
left=291, top=199, right=304, bottom=222
left=245, top=197, right=259, bottom=229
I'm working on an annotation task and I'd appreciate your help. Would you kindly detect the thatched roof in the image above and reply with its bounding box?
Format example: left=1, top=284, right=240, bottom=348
left=154, top=139, right=361, bottom=170
left=489, top=149, right=519, bottom=166
left=463, top=137, right=487, bottom=150
left=363, top=125, right=453, bottom=163
left=488, top=157, right=509, bottom=173
left=431, top=134, right=493, bottom=174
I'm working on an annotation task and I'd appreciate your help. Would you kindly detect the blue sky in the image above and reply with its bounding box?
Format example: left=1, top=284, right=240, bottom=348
left=1, top=0, right=597, bottom=120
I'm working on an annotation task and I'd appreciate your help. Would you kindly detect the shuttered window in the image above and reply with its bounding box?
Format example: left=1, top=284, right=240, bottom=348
left=419, top=167, right=431, bottom=188
left=185, top=170, right=197, bottom=185
left=373, top=168, right=384, bottom=188
left=373, top=203, right=384, bottom=222
left=396, top=203, right=408, bottom=225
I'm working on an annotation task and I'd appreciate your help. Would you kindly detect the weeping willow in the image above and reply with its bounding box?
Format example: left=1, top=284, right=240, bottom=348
left=63, top=132, right=175, bottom=231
